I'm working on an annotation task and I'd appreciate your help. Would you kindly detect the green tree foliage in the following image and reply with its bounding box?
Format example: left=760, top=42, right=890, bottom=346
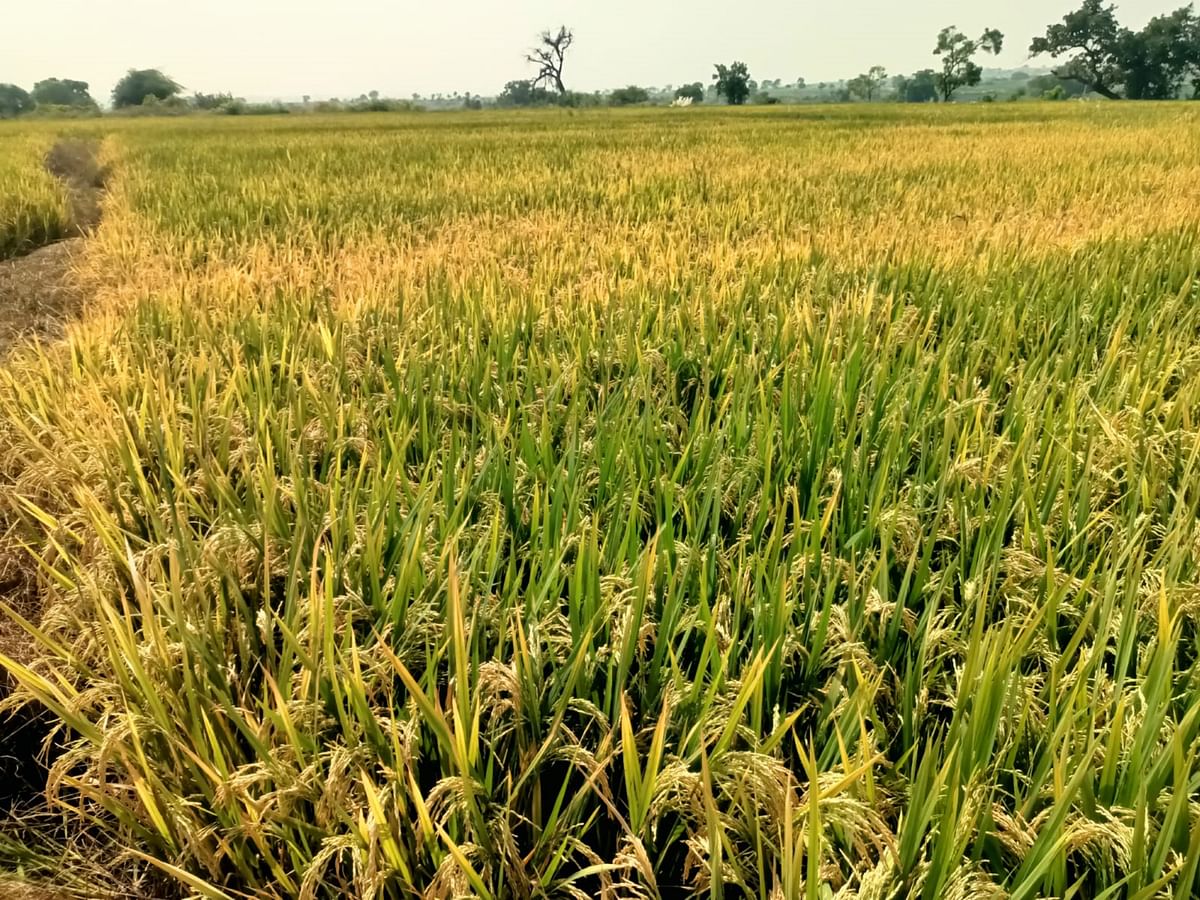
left=713, top=61, right=752, bottom=105
left=497, top=79, right=555, bottom=107
left=112, top=69, right=182, bottom=108
left=894, top=69, right=939, bottom=102
left=31, top=78, right=95, bottom=108
left=191, top=92, right=236, bottom=111
left=1028, top=74, right=1088, bottom=98
left=609, top=85, right=650, bottom=106
left=1119, top=6, right=1200, bottom=98
left=1031, top=1, right=1200, bottom=99
left=674, top=82, right=704, bottom=103
left=849, top=65, right=888, bottom=101
left=1030, top=0, right=1137, bottom=99
left=0, top=84, right=35, bottom=118
left=934, top=26, right=1004, bottom=101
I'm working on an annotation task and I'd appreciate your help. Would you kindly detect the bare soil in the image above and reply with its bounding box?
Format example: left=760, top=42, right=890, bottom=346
left=0, top=240, right=87, bottom=352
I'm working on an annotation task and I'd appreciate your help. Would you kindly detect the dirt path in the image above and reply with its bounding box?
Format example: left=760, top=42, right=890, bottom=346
left=0, top=140, right=106, bottom=830
left=0, top=139, right=105, bottom=355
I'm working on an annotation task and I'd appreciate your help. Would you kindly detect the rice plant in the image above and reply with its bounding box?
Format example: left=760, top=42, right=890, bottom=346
left=0, top=129, right=74, bottom=259
left=2, top=104, right=1200, bottom=898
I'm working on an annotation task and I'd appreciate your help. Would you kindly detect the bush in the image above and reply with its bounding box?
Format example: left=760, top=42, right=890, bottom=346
left=192, top=92, right=236, bottom=111
left=26, top=103, right=102, bottom=120
left=222, top=100, right=291, bottom=116
left=497, top=80, right=555, bottom=107
left=609, top=85, right=650, bottom=106
left=1028, top=74, right=1086, bottom=98
left=113, top=94, right=192, bottom=117
left=346, top=98, right=422, bottom=113
left=112, top=69, right=182, bottom=108
left=0, top=84, right=35, bottom=119
left=557, top=91, right=603, bottom=108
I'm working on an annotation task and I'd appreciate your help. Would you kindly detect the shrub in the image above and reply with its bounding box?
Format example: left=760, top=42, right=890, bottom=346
left=609, top=85, right=650, bottom=106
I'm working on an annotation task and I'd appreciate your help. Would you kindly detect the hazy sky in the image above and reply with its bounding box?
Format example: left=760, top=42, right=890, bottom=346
left=6, top=1, right=1176, bottom=101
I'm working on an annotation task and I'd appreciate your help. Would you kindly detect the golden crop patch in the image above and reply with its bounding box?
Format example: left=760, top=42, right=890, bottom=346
left=2, top=104, right=1200, bottom=898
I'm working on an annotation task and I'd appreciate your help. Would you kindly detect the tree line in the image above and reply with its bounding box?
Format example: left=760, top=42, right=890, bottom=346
left=0, top=69, right=182, bottom=119
left=502, top=3, right=1200, bottom=108
left=2, top=1, right=1199, bottom=119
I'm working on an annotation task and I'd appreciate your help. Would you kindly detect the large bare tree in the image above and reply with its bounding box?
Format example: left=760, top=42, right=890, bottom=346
left=527, top=26, right=574, bottom=94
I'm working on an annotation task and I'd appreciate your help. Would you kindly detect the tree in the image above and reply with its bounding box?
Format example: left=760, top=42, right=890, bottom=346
left=934, top=26, right=1004, bottom=100
left=1119, top=6, right=1200, bottom=99
left=1029, top=0, right=1127, bottom=98
left=1031, top=2, right=1200, bottom=99
left=112, top=69, right=182, bottom=108
left=609, top=85, right=650, bottom=106
left=675, top=82, right=704, bottom=103
left=895, top=69, right=939, bottom=103
left=849, top=65, right=888, bottom=100
left=867, top=65, right=888, bottom=99
left=31, top=78, right=95, bottom=108
left=497, top=79, right=554, bottom=107
left=527, top=26, right=573, bottom=95
left=713, top=61, right=752, bottom=105
left=192, top=92, right=235, bottom=110
left=0, top=84, right=35, bottom=118
left=1028, top=73, right=1088, bottom=97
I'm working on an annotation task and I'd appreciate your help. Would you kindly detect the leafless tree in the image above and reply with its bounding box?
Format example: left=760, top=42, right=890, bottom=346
left=527, top=26, right=574, bottom=94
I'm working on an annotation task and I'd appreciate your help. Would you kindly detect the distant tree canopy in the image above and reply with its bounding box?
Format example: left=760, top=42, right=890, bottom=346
left=934, top=26, right=1004, bottom=100
left=609, top=85, right=650, bottom=106
left=894, top=69, right=939, bottom=102
left=527, top=26, right=573, bottom=95
left=112, top=69, right=182, bottom=108
left=31, top=78, right=95, bottom=108
left=713, top=61, right=752, bottom=105
left=191, top=92, right=235, bottom=111
left=674, top=82, right=704, bottom=103
left=0, top=84, right=35, bottom=118
left=497, top=79, right=555, bottom=107
left=849, top=65, right=888, bottom=100
left=1027, top=73, right=1089, bottom=98
left=1031, top=1, right=1200, bottom=99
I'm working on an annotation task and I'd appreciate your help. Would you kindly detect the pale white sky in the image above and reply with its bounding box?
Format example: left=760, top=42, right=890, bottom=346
left=5, top=1, right=1174, bottom=101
